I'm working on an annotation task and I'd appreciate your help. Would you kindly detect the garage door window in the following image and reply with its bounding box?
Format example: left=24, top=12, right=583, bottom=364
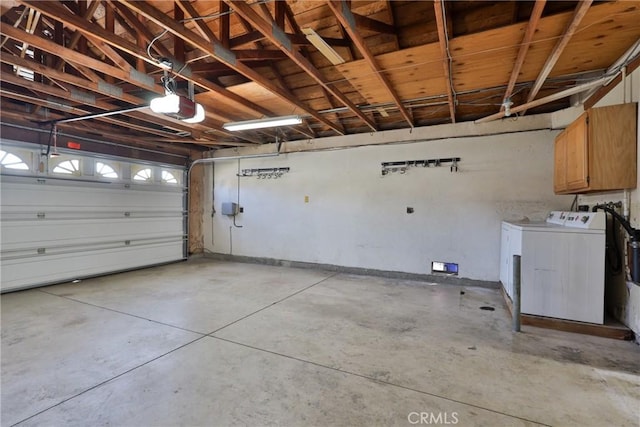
left=53, top=159, right=81, bottom=175
left=0, top=150, right=29, bottom=170
left=161, top=170, right=178, bottom=184
left=133, top=168, right=152, bottom=182
left=96, top=161, right=118, bottom=179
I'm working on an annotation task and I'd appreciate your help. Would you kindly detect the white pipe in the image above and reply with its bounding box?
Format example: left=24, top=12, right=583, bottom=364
left=623, top=189, right=630, bottom=220
left=185, top=150, right=280, bottom=256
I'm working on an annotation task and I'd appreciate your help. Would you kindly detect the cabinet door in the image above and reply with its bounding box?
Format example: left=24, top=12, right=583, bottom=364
left=565, top=114, right=589, bottom=191
left=553, top=130, right=567, bottom=193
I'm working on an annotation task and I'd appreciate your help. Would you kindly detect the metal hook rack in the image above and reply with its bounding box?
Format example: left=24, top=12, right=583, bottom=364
left=381, top=157, right=461, bottom=176
left=239, top=167, right=290, bottom=179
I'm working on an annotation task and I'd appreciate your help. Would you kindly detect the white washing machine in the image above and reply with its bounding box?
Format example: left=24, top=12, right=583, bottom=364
left=500, top=211, right=606, bottom=324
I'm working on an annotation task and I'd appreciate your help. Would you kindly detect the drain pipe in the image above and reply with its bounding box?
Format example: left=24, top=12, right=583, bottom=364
left=593, top=204, right=640, bottom=283
left=185, top=149, right=281, bottom=256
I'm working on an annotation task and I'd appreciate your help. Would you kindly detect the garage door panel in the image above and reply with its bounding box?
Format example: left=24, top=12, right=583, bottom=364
left=1, top=145, right=187, bottom=292
left=1, top=241, right=184, bottom=291
left=1, top=218, right=183, bottom=249
left=1, top=181, right=183, bottom=210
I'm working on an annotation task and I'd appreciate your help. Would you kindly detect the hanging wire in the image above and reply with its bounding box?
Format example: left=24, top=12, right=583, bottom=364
left=146, top=29, right=169, bottom=62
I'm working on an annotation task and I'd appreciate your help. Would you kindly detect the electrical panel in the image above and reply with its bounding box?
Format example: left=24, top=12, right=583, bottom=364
left=221, top=202, right=238, bottom=216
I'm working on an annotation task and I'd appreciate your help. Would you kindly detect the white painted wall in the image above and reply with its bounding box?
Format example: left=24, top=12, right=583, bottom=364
left=576, top=66, right=640, bottom=335
left=204, top=127, right=571, bottom=282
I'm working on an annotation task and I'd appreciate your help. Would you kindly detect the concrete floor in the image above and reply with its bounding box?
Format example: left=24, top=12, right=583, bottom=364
left=1, top=259, right=639, bottom=426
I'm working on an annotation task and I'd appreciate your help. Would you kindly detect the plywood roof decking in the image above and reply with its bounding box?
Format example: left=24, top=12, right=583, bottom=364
left=1, top=1, right=639, bottom=152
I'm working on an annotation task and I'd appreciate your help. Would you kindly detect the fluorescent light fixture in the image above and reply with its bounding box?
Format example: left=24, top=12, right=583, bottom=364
left=223, top=115, right=303, bottom=132
left=150, top=94, right=205, bottom=123
left=301, top=28, right=345, bottom=65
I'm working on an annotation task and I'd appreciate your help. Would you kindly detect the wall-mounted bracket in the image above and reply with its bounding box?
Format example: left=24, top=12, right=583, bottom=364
left=239, top=167, right=290, bottom=179
left=381, top=157, right=461, bottom=176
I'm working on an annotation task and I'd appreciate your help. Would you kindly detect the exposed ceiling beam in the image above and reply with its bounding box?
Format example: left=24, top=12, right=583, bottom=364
left=120, top=0, right=345, bottom=135
left=228, top=28, right=351, bottom=50
left=16, top=0, right=276, bottom=121
left=283, top=2, right=345, bottom=135
left=0, top=72, right=210, bottom=138
left=108, top=0, right=172, bottom=59
left=0, top=53, right=256, bottom=142
left=523, top=0, right=593, bottom=112
left=219, top=0, right=230, bottom=47
left=351, top=12, right=396, bottom=34
left=51, top=0, right=101, bottom=78
left=0, top=22, right=158, bottom=93
left=275, top=0, right=285, bottom=29
left=178, top=0, right=314, bottom=140
left=328, top=0, right=412, bottom=127
left=249, top=2, right=316, bottom=139
left=433, top=0, right=456, bottom=123
left=0, top=108, right=199, bottom=157
left=475, top=77, right=608, bottom=124
left=176, top=0, right=216, bottom=43
left=0, top=86, right=196, bottom=141
left=584, top=44, right=640, bottom=110
left=226, top=0, right=376, bottom=132
left=501, top=0, right=546, bottom=110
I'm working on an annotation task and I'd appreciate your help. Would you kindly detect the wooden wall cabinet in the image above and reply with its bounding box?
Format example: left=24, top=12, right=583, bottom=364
left=554, top=103, right=637, bottom=194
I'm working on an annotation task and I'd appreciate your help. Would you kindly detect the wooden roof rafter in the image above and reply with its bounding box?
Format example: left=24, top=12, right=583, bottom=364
left=226, top=0, right=376, bottom=132
left=500, top=0, right=546, bottom=112
left=522, top=0, right=593, bottom=114
left=120, top=0, right=345, bottom=135
left=255, top=1, right=317, bottom=138
left=107, top=0, right=172, bottom=60
left=433, top=0, right=456, bottom=124
left=177, top=0, right=314, bottom=140
left=0, top=20, right=265, bottom=144
left=281, top=2, right=346, bottom=135
left=15, top=0, right=279, bottom=127
left=0, top=60, right=246, bottom=143
left=327, top=0, right=413, bottom=128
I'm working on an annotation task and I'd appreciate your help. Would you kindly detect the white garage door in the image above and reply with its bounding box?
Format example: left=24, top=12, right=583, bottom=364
left=1, top=142, right=186, bottom=292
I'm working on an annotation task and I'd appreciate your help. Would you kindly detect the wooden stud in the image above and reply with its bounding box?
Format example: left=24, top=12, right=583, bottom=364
left=433, top=0, right=456, bottom=123
left=226, top=0, right=373, bottom=131
left=15, top=0, right=277, bottom=121
left=275, top=0, right=285, bottom=30
left=122, top=0, right=345, bottom=135
left=108, top=0, right=173, bottom=59
left=328, top=0, right=412, bottom=127
left=501, top=0, right=545, bottom=111
left=351, top=12, right=396, bottom=35
left=284, top=2, right=345, bottom=134
left=173, top=3, right=185, bottom=64
left=475, top=77, right=607, bottom=123
left=219, top=0, right=230, bottom=48
left=523, top=0, right=593, bottom=112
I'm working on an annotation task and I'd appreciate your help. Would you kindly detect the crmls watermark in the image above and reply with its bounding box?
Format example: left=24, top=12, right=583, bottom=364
left=407, top=412, right=459, bottom=425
